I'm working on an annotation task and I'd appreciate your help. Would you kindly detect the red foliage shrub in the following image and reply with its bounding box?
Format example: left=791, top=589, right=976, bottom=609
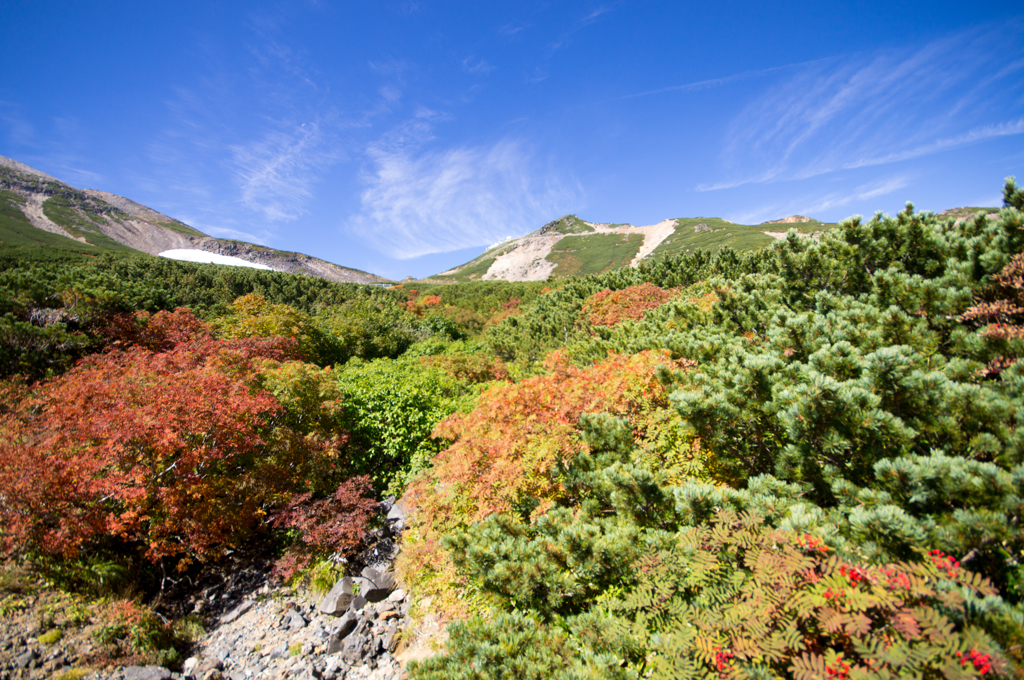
left=579, top=283, right=680, bottom=327
left=271, top=476, right=379, bottom=580
left=961, top=253, right=1024, bottom=376
left=0, top=332, right=316, bottom=564
left=99, top=308, right=210, bottom=352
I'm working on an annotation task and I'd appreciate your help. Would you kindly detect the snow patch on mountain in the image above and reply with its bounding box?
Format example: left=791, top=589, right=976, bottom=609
left=159, top=249, right=278, bottom=271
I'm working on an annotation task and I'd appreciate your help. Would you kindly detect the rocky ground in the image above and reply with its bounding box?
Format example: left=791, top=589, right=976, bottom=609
left=0, top=501, right=433, bottom=680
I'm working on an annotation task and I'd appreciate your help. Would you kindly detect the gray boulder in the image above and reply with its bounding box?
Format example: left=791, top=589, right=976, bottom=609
left=318, top=576, right=355, bottom=615
left=219, top=600, right=254, bottom=624
left=123, top=666, right=172, bottom=680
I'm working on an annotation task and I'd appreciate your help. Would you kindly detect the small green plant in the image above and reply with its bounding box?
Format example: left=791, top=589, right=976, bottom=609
left=303, top=558, right=346, bottom=597
left=93, top=599, right=174, bottom=658
left=38, top=628, right=63, bottom=645
left=54, top=669, right=90, bottom=680
left=0, top=594, right=28, bottom=616
left=172, top=614, right=205, bottom=644
left=35, top=554, right=130, bottom=597
left=288, top=642, right=303, bottom=656
left=41, top=593, right=92, bottom=628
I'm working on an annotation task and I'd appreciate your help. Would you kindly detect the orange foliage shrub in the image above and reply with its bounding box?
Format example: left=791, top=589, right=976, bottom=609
left=406, top=350, right=689, bottom=527
left=579, top=283, right=680, bottom=327
left=398, top=349, right=694, bottom=618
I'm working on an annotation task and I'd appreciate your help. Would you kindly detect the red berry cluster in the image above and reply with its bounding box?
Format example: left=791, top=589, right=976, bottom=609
left=956, top=648, right=992, bottom=674
left=712, top=646, right=733, bottom=672
left=929, top=549, right=960, bottom=579
left=823, top=587, right=847, bottom=602
left=798, top=534, right=830, bottom=553
left=826, top=655, right=851, bottom=679
left=882, top=565, right=911, bottom=590
left=839, top=564, right=867, bottom=588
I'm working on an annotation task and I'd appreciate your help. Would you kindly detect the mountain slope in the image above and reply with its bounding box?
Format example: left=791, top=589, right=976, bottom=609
left=429, top=214, right=836, bottom=282
left=0, top=156, right=389, bottom=284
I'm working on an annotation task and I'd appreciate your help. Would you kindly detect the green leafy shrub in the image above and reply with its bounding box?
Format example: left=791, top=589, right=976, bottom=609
left=316, top=299, right=416, bottom=364
left=334, top=355, right=480, bottom=494
left=213, top=293, right=339, bottom=366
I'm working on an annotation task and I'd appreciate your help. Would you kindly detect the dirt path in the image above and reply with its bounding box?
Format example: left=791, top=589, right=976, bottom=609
left=628, top=219, right=678, bottom=266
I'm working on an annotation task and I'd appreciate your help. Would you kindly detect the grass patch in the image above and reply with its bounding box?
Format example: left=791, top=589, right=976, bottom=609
left=648, top=219, right=774, bottom=261
left=55, top=669, right=91, bottom=680
left=648, top=218, right=834, bottom=262
left=447, top=255, right=498, bottom=281
left=546, top=232, right=644, bottom=278
left=0, top=195, right=100, bottom=251
left=936, top=207, right=1000, bottom=221
left=428, top=252, right=503, bottom=282
left=0, top=561, right=37, bottom=597
left=155, top=219, right=206, bottom=237
left=41, top=196, right=140, bottom=254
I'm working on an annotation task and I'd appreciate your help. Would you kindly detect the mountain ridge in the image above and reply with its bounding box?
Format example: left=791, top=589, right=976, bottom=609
left=428, top=212, right=836, bottom=283
left=0, top=155, right=390, bottom=284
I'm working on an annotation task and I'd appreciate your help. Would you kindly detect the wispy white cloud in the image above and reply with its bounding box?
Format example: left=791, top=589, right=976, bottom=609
left=730, top=176, right=912, bottom=224
left=618, top=58, right=834, bottom=102
left=0, top=102, right=36, bottom=146
left=379, top=85, right=402, bottom=103
left=349, top=117, right=582, bottom=258
left=548, top=4, right=616, bottom=55
left=175, top=216, right=271, bottom=245
left=581, top=6, right=612, bottom=25
left=230, top=120, right=339, bottom=221
left=369, top=59, right=411, bottom=77
left=701, top=21, right=1024, bottom=192
left=462, top=56, right=494, bottom=75
left=832, top=119, right=1024, bottom=173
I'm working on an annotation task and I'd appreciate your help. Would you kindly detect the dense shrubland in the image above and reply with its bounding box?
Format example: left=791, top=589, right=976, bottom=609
left=404, top=180, right=1024, bottom=678
left=0, top=180, right=1022, bottom=676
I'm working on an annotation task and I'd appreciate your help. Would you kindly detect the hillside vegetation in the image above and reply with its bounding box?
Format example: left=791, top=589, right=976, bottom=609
left=0, top=180, right=1022, bottom=678
left=429, top=214, right=836, bottom=283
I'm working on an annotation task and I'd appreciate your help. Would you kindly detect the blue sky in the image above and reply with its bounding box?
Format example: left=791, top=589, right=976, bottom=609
left=2, top=1, right=1022, bottom=280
